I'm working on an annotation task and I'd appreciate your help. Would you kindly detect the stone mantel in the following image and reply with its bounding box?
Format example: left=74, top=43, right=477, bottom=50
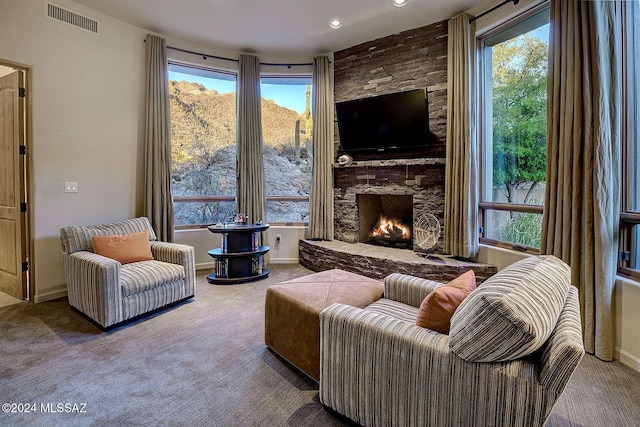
left=333, top=157, right=446, bottom=169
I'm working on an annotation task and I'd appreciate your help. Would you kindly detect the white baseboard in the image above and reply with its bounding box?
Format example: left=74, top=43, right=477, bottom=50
left=196, top=262, right=215, bottom=271
left=616, top=347, right=640, bottom=373
left=269, top=258, right=299, bottom=264
left=34, top=286, right=67, bottom=303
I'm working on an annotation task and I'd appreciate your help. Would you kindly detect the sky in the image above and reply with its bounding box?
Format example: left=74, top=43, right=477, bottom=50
left=169, top=22, right=549, bottom=115
left=168, top=70, right=309, bottom=114
left=529, top=24, right=549, bottom=42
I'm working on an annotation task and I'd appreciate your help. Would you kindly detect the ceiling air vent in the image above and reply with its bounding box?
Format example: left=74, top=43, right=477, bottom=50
left=45, top=2, right=101, bottom=36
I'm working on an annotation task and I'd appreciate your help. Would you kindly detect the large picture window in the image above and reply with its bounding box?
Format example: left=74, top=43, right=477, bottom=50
left=169, top=63, right=237, bottom=227
left=478, top=8, right=550, bottom=250
left=261, top=76, right=313, bottom=224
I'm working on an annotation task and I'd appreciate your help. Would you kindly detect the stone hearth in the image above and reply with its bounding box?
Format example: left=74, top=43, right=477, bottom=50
left=299, top=239, right=497, bottom=284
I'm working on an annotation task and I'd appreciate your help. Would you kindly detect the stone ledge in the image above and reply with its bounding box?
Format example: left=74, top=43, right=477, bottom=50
left=333, top=158, right=446, bottom=168
left=299, top=239, right=497, bottom=284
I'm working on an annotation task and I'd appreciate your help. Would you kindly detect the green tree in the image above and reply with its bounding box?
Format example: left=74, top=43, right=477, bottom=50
left=492, top=34, right=548, bottom=204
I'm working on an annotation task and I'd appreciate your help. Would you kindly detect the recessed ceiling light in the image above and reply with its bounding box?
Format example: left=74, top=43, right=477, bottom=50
left=329, top=19, right=342, bottom=29
left=393, top=0, right=408, bottom=7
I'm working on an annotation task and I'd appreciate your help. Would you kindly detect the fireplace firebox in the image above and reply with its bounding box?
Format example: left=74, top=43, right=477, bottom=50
left=357, top=194, right=413, bottom=249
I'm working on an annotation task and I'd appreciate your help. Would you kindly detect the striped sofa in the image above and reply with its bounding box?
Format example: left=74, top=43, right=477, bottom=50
left=319, top=255, right=584, bottom=427
left=60, top=217, right=196, bottom=328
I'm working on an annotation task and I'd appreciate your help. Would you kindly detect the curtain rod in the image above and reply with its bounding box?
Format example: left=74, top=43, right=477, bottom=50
left=165, top=44, right=314, bottom=68
left=469, top=0, right=520, bottom=23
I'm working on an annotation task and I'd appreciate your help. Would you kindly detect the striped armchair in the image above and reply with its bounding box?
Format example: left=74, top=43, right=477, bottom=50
left=60, top=217, right=196, bottom=328
left=319, top=256, right=584, bottom=427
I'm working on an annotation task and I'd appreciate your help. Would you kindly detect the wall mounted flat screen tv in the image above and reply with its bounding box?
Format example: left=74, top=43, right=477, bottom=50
left=336, top=88, right=429, bottom=156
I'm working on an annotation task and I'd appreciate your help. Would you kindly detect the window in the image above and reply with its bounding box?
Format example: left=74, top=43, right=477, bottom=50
left=619, top=2, right=640, bottom=279
left=168, top=63, right=237, bottom=227
left=478, top=8, right=550, bottom=250
left=260, top=76, right=313, bottom=224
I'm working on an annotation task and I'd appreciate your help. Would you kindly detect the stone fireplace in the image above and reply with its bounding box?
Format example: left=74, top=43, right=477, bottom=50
left=301, top=20, right=499, bottom=280
left=333, top=158, right=446, bottom=254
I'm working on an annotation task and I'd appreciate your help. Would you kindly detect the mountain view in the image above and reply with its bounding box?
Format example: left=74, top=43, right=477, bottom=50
left=169, top=80, right=313, bottom=225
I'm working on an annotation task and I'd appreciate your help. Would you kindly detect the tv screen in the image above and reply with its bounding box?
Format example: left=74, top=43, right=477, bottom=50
left=336, top=89, right=429, bottom=156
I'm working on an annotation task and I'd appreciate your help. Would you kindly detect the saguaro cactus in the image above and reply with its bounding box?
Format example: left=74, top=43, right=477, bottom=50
left=295, top=117, right=301, bottom=162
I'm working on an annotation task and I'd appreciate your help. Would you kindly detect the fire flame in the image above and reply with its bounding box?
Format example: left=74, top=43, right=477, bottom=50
left=370, top=216, right=411, bottom=239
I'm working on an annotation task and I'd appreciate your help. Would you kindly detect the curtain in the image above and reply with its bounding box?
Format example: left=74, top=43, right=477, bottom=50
left=307, top=56, right=334, bottom=240
left=542, top=0, right=623, bottom=360
left=444, top=14, right=478, bottom=258
left=144, top=34, right=174, bottom=242
left=236, top=54, right=267, bottom=250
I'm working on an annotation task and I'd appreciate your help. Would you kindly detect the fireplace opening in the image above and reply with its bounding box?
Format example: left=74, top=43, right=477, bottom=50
left=357, top=194, right=413, bottom=249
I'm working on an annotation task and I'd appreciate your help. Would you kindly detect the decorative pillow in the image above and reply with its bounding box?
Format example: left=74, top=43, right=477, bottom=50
left=448, top=255, right=571, bottom=362
left=92, top=231, right=154, bottom=264
left=416, top=270, right=476, bottom=334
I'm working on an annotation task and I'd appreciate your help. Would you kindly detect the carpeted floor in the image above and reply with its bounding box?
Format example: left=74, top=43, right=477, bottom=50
left=1, top=264, right=639, bottom=427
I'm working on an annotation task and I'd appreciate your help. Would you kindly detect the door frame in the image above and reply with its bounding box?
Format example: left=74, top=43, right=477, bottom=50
left=1, top=59, right=33, bottom=301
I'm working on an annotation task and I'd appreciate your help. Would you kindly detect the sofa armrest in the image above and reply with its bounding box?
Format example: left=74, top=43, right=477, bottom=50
left=383, top=273, right=444, bottom=307
left=63, top=251, right=122, bottom=328
left=149, top=241, right=196, bottom=296
left=538, top=286, right=585, bottom=396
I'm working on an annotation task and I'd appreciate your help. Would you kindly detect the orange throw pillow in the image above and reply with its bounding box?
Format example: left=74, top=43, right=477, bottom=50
left=416, top=270, right=476, bottom=334
left=92, top=231, right=154, bottom=264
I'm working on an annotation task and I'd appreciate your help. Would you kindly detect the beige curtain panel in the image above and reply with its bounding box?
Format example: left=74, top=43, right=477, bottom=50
left=307, top=56, right=334, bottom=240
left=144, top=34, right=174, bottom=242
left=542, top=0, right=623, bottom=361
left=236, top=54, right=267, bottom=259
left=236, top=53, right=266, bottom=225
left=444, top=14, right=478, bottom=259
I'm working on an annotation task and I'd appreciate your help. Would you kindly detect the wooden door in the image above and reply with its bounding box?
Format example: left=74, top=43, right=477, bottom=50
left=0, top=71, right=26, bottom=299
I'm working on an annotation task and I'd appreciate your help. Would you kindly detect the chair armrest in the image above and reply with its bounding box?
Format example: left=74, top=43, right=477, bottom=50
left=63, top=251, right=122, bottom=328
left=320, top=303, right=555, bottom=426
left=538, top=286, right=585, bottom=396
left=149, top=241, right=196, bottom=296
left=384, top=273, right=445, bottom=307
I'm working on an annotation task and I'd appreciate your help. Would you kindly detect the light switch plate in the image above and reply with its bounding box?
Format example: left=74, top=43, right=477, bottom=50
left=64, top=182, right=78, bottom=193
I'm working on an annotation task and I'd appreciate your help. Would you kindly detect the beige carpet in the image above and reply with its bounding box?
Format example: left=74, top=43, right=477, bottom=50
left=0, top=264, right=639, bottom=426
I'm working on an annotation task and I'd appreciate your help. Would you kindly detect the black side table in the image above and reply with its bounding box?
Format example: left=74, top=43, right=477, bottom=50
left=206, top=223, right=270, bottom=284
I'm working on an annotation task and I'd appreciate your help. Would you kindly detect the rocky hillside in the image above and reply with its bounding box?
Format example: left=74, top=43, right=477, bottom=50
left=169, top=79, right=313, bottom=225
left=169, top=80, right=308, bottom=150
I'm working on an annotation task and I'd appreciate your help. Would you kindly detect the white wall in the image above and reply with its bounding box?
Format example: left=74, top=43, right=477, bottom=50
left=0, top=0, right=148, bottom=302
left=615, top=276, right=640, bottom=372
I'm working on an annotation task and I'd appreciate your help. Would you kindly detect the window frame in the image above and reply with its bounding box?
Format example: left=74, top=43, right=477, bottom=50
left=618, top=3, right=640, bottom=280
left=477, top=3, right=550, bottom=253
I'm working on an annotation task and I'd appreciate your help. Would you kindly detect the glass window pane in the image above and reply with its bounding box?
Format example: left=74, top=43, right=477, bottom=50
left=169, top=65, right=237, bottom=226
left=484, top=210, right=543, bottom=248
left=632, top=224, right=640, bottom=271
left=483, top=16, right=549, bottom=206
left=174, top=200, right=236, bottom=227
left=261, top=77, right=313, bottom=223
left=266, top=200, right=310, bottom=224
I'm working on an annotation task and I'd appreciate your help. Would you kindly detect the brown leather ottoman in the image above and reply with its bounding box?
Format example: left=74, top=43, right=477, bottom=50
left=265, top=269, right=384, bottom=381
